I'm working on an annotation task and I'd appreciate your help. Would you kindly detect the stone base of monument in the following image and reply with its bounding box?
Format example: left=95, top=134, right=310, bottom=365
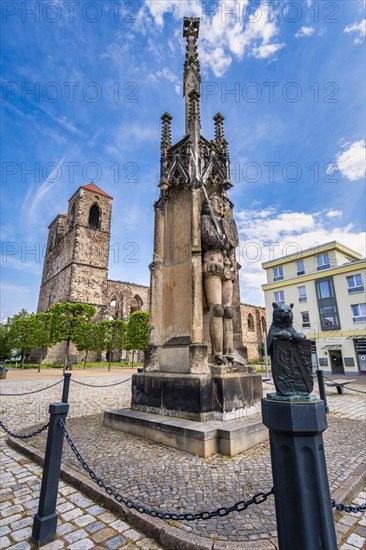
left=103, top=371, right=267, bottom=457
left=103, top=408, right=268, bottom=458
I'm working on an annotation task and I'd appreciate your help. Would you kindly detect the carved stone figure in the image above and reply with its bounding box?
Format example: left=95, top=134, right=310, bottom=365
left=201, top=192, right=239, bottom=365
left=268, top=303, right=313, bottom=396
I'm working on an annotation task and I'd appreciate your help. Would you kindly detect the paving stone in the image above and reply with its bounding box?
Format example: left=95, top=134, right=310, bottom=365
left=0, top=535, right=11, bottom=548
left=11, top=527, right=32, bottom=542
left=74, top=514, right=95, bottom=527
left=0, top=504, right=23, bottom=517
left=57, top=522, right=75, bottom=535
left=346, top=533, right=365, bottom=548
left=57, top=502, right=75, bottom=513
left=124, top=529, right=142, bottom=542
left=64, top=529, right=88, bottom=544
left=9, top=542, right=32, bottom=550
left=62, top=508, right=84, bottom=521
left=0, top=525, right=11, bottom=536
left=110, top=519, right=131, bottom=532
left=97, top=511, right=117, bottom=523
left=42, top=540, right=65, bottom=549
left=91, top=527, right=119, bottom=543
left=0, top=513, right=22, bottom=526
left=85, top=504, right=105, bottom=516
left=85, top=520, right=105, bottom=534
left=67, top=539, right=94, bottom=549
left=11, top=517, right=33, bottom=530
left=106, top=535, right=128, bottom=549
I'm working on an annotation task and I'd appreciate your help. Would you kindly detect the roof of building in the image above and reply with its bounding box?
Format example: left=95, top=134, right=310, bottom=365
left=47, top=213, right=67, bottom=228
left=262, top=241, right=362, bottom=269
left=81, top=183, right=113, bottom=199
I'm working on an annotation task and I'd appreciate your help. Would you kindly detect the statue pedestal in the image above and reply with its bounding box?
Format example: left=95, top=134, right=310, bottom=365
left=104, top=407, right=268, bottom=458
left=103, top=370, right=266, bottom=457
left=130, top=370, right=263, bottom=421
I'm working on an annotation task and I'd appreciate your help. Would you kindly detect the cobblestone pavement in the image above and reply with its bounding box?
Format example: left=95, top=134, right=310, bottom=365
left=0, top=371, right=365, bottom=548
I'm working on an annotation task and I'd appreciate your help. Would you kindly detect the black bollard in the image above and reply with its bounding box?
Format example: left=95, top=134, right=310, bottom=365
left=32, top=402, right=69, bottom=547
left=62, top=372, right=71, bottom=403
left=316, top=369, right=329, bottom=413
left=261, top=398, right=337, bottom=550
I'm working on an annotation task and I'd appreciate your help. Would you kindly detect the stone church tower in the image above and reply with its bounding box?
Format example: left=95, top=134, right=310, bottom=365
left=38, top=183, right=112, bottom=317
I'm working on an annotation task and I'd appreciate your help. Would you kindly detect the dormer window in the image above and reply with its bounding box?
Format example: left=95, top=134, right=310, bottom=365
left=88, top=204, right=101, bottom=230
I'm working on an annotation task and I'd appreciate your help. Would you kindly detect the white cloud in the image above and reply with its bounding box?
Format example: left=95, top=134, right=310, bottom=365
left=326, top=210, right=342, bottom=218
left=22, top=160, right=65, bottom=224
left=344, top=19, right=366, bottom=44
left=295, top=26, right=315, bottom=38
left=336, top=140, right=366, bottom=181
left=143, top=1, right=285, bottom=77
left=236, top=208, right=366, bottom=306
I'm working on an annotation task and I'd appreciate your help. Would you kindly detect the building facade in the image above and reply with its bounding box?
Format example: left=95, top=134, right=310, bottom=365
left=37, top=183, right=149, bottom=363
left=240, top=303, right=266, bottom=361
left=262, top=241, right=366, bottom=375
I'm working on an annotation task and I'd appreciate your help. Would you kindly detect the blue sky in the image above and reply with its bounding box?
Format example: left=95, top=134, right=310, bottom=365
left=1, top=0, right=365, bottom=320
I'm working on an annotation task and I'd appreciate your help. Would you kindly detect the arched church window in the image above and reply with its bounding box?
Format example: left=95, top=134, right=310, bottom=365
left=88, top=204, right=101, bottom=229
left=247, top=313, right=255, bottom=331
left=110, top=298, right=117, bottom=307
left=261, top=317, right=267, bottom=337
left=130, top=295, right=143, bottom=314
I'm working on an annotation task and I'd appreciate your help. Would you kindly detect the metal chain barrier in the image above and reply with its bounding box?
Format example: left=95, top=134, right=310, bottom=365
left=60, top=419, right=273, bottom=521
left=344, top=386, right=366, bottom=394
left=0, top=419, right=50, bottom=440
left=70, top=377, right=132, bottom=388
left=332, top=499, right=366, bottom=514
left=0, top=378, right=63, bottom=397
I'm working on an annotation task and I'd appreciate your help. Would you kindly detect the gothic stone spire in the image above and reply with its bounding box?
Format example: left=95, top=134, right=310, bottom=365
left=183, top=17, right=201, bottom=137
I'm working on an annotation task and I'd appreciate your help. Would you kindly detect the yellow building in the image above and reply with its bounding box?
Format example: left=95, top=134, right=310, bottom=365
left=262, top=241, right=366, bottom=375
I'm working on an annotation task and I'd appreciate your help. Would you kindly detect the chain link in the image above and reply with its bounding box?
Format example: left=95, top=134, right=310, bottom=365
left=332, top=499, right=366, bottom=514
left=0, top=419, right=49, bottom=440
left=71, top=377, right=132, bottom=388
left=59, top=419, right=273, bottom=521
left=0, top=378, right=63, bottom=396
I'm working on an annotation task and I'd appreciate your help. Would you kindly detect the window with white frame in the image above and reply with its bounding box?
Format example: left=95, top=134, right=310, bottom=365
left=298, top=286, right=307, bottom=303
left=301, top=311, right=310, bottom=328
left=347, top=274, right=364, bottom=294
left=316, top=253, right=330, bottom=271
left=274, top=291, right=285, bottom=304
left=352, top=304, right=366, bottom=323
left=297, top=259, right=305, bottom=275
left=273, top=266, right=284, bottom=281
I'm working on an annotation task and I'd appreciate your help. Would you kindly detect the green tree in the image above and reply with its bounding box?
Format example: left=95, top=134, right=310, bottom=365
left=29, top=312, right=54, bottom=372
left=8, top=309, right=34, bottom=368
left=98, top=320, right=126, bottom=371
left=74, top=321, right=105, bottom=369
left=125, top=311, right=149, bottom=368
left=49, top=302, right=96, bottom=371
left=0, top=321, right=12, bottom=362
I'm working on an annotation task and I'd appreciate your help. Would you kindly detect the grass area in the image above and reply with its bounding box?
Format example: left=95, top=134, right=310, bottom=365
left=3, top=362, right=143, bottom=370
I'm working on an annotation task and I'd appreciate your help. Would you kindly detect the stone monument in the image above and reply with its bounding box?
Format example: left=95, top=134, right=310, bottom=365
left=104, top=17, right=266, bottom=457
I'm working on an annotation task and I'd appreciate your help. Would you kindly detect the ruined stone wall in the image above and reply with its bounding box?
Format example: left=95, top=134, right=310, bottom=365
left=107, top=281, right=150, bottom=320
left=240, top=303, right=267, bottom=361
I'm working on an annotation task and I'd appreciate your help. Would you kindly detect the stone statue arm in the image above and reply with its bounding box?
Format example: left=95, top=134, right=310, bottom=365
left=201, top=215, right=225, bottom=248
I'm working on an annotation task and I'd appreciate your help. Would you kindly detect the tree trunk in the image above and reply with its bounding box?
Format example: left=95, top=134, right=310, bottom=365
left=21, top=351, right=25, bottom=369
left=84, top=350, right=88, bottom=369
left=108, top=350, right=111, bottom=371
left=63, top=338, right=70, bottom=374
left=132, top=349, right=135, bottom=369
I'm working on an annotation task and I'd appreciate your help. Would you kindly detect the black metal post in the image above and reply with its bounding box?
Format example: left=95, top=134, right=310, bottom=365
left=316, top=369, right=329, bottom=413
left=261, top=398, right=337, bottom=550
left=62, top=373, right=71, bottom=403
left=32, top=402, right=69, bottom=547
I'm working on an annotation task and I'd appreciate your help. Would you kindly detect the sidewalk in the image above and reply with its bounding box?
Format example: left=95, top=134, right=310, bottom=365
left=1, top=372, right=365, bottom=549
